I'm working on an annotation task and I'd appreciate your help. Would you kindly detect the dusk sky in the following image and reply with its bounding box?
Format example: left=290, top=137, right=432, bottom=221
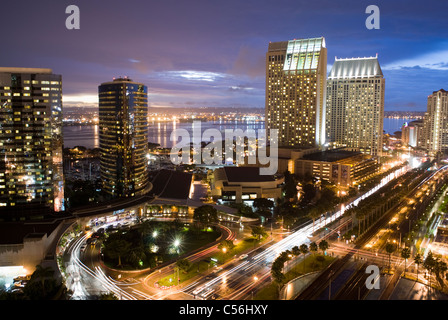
left=2, top=0, right=448, bottom=111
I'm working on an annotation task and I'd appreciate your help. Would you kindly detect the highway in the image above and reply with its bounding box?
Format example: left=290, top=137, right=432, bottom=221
left=296, top=164, right=448, bottom=300
left=178, top=165, right=410, bottom=300
left=64, top=163, right=411, bottom=300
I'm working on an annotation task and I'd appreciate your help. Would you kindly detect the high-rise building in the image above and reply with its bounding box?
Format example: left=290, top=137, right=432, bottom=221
left=402, top=120, right=424, bottom=148
left=326, top=56, right=385, bottom=156
left=0, top=67, right=64, bottom=213
left=99, top=77, right=149, bottom=198
left=422, top=89, right=448, bottom=155
left=265, top=37, right=327, bottom=148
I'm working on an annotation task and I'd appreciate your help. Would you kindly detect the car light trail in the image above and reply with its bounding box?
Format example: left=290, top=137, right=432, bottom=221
left=184, top=165, right=410, bottom=299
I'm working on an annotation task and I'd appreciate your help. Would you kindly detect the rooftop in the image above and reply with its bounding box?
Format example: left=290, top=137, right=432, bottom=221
left=328, top=56, right=383, bottom=79
left=223, top=166, right=278, bottom=183
left=151, top=169, right=193, bottom=199
left=0, top=221, right=60, bottom=245
left=0, top=67, right=53, bottom=74
left=302, top=149, right=364, bottom=163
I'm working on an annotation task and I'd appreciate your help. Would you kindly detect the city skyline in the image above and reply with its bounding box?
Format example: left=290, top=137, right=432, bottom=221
left=2, top=0, right=448, bottom=305
left=0, top=1, right=447, bottom=112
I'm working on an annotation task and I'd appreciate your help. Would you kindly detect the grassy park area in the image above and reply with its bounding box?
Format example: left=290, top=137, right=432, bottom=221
left=157, top=236, right=268, bottom=287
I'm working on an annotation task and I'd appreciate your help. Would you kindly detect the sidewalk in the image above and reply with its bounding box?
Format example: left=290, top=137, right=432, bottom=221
left=389, top=278, right=448, bottom=300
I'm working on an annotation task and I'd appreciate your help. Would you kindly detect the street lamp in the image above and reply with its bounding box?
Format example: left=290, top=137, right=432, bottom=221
left=174, top=239, right=181, bottom=254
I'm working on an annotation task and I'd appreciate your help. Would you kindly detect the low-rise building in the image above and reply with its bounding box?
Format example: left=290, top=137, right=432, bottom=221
left=295, top=149, right=380, bottom=189
left=0, top=220, right=67, bottom=288
left=210, top=166, right=284, bottom=204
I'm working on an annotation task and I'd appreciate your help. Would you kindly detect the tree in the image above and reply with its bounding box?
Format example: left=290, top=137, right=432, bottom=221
left=301, top=184, right=317, bottom=204
left=283, top=171, right=298, bottom=200
left=308, top=206, right=322, bottom=233
left=299, top=244, right=309, bottom=256
left=193, top=205, right=218, bottom=227
left=270, top=266, right=286, bottom=293
left=253, top=198, right=274, bottom=217
left=401, top=247, right=411, bottom=275
left=291, top=246, right=301, bottom=256
left=251, top=226, right=268, bottom=241
left=309, top=242, right=318, bottom=256
left=99, top=292, right=119, bottom=300
left=414, top=253, right=423, bottom=280
left=423, top=251, right=436, bottom=288
left=385, top=242, right=396, bottom=272
left=127, top=245, right=147, bottom=268
left=271, top=253, right=289, bottom=293
left=218, top=240, right=235, bottom=254
left=300, top=244, right=309, bottom=273
left=29, top=265, right=55, bottom=298
left=431, top=257, right=447, bottom=287
left=103, top=232, right=132, bottom=267
left=355, top=209, right=366, bottom=235
left=176, top=259, right=192, bottom=273
left=318, top=240, right=329, bottom=255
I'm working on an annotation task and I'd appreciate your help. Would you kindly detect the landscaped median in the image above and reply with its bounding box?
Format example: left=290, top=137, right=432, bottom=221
left=254, top=254, right=335, bottom=300
left=156, top=236, right=270, bottom=288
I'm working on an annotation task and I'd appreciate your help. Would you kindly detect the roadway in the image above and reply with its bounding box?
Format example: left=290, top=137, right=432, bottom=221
left=64, top=163, right=412, bottom=300
left=296, top=164, right=448, bottom=300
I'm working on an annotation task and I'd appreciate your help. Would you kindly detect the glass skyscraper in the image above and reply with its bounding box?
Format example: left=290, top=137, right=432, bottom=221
left=0, top=67, right=64, bottom=214
left=265, top=37, right=327, bottom=148
left=98, top=77, right=149, bottom=198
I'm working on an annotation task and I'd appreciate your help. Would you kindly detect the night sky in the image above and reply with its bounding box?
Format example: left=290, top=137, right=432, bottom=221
left=1, top=0, right=448, bottom=111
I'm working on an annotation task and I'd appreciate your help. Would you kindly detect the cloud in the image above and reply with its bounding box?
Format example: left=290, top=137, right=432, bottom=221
left=163, top=70, right=226, bottom=82
left=383, top=49, right=448, bottom=71
left=228, top=45, right=265, bottom=78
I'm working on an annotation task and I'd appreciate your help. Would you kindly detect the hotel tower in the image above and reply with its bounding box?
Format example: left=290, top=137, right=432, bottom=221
left=326, top=56, right=385, bottom=156
left=98, top=77, right=149, bottom=198
left=422, top=89, right=448, bottom=155
left=0, top=67, right=64, bottom=214
left=265, top=37, right=327, bottom=148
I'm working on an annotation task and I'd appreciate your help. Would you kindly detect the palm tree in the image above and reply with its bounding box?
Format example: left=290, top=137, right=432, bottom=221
left=385, top=242, right=396, bottom=272
left=308, top=206, right=321, bottom=233
left=309, top=242, right=318, bottom=256
left=31, top=265, right=54, bottom=298
left=291, top=246, right=301, bottom=256
left=414, top=253, right=423, bottom=281
left=423, top=251, right=436, bottom=288
left=300, top=244, right=309, bottom=273
left=434, top=259, right=448, bottom=288
left=401, top=247, right=411, bottom=276
left=355, top=210, right=365, bottom=236
left=318, top=240, right=329, bottom=255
